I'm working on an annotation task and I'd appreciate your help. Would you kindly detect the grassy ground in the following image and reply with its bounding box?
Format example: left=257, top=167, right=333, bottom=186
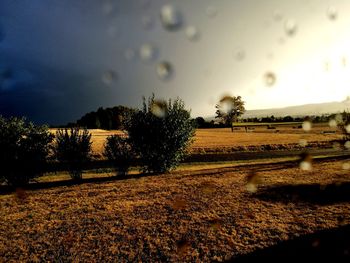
left=1, top=158, right=350, bottom=262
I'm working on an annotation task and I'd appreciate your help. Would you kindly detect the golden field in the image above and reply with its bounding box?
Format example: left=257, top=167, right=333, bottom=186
left=1, top=158, right=350, bottom=261
left=51, top=124, right=342, bottom=156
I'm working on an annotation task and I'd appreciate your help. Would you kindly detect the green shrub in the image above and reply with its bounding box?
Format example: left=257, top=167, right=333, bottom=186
left=126, top=95, right=195, bottom=173
left=104, top=135, right=134, bottom=176
left=338, top=111, right=350, bottom=144
left=0, top=116, right=54, bottom=186
left=54, top=128, right=92, bottom=180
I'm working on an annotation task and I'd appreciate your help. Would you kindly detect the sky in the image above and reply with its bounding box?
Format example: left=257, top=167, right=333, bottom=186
left=1, top=0, right=350, bottom=124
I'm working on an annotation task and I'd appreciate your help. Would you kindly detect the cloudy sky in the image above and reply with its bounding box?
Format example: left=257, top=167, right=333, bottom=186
left=1, top=0, right=350, bottom=124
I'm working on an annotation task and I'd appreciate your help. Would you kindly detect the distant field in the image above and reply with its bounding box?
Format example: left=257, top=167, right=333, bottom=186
left=51, top=124, right=342, bottom=156
left=1, top=158, right=350, bottom=261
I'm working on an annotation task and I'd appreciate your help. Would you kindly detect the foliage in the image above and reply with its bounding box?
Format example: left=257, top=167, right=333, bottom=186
left=337, top=111, right=350, bottom=143
left=126, top=95, right=195, bottom=173
left=75, top=105, right=135, bottom=130
left=215, top=95, right=246, bottom=131
left=54, top=128, right=92, bottom=180
left=0, top=116, right=54, bottom=186
left=104, top=135, right=135, bottom=176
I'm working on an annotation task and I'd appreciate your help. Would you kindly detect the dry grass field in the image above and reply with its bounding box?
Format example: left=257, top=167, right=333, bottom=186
left=1, top=158, right=350, bottom=261
left=50, top=124, right=342, bottom=157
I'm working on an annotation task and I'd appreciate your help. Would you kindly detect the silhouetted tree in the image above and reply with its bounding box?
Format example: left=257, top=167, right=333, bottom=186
left=0, top=116, right=54, bottom=186
left=215, top=95, right=246, bottom=132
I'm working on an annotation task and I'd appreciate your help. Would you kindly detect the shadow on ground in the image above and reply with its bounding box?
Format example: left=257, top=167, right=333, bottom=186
left=227, top=224, right=350, bottom=262
left=254, top=181, right=350, bottom=205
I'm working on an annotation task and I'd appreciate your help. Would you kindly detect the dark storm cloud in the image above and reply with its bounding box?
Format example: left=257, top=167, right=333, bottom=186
left=1, top=0, right=349, bottom=124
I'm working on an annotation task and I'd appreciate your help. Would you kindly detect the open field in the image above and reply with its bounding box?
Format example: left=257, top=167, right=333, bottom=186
left=1, top=158, right=350, bottom=261
left=50, top=124, right=343, bottom=157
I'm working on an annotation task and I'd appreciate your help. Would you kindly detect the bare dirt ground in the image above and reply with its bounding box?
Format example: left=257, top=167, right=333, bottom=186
left=1, top=158, right=350, bottom=262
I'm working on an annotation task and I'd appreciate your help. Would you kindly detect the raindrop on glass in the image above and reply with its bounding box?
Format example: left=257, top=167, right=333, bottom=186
left=344, top=141, right=350, bottom=149
left=342, top=57, right=347, bottom=67
left=273, top=10, right=283, bottom=21
left=102, top=70, right=117, bottom=85
left=151, top=100, right=167, bottom=118
left=300, top=161, right=312, bottom=171
left=102, top=1, right=115, bottom=15
left=264, top=72, right=276, bottom=87
left=329, top=119, right=337, bottom=128
left=335, top=114, right=343, bottom=123
left=346, top=124, right=350, bottom=133
left=124, top=48, right=136, bottom=61
left=284, top=19, right=297, bottom=36
left=142, top=16, right=154, bottom=30
left=160, top=5, right=182, bottom=31
left=302, top=121, right=312, bottom=132
left=234, top=48, right=245, bottom=61
left=185, top=26, right=200, bottom=41
left=206, top=6, right=218, bottom=18
left=327, top=6, right=338, bottom=21
left=156, top=62, right=173, bottom=81
left=342, top=163, right=350, bottom=170
left=299, top=139, right=308, bottom=147
left=139, top=44, right=158, bottom=62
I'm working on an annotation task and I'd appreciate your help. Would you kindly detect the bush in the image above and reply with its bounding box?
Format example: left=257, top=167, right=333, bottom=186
left=0, top=116, right=54, bottom=186
left=104, top=135, right=134, bottom=176
left=338, top=111, right=350, bottom=144
left=54, top=128, right=92, bottom=180
left=126, top=95, right=195, bottom=173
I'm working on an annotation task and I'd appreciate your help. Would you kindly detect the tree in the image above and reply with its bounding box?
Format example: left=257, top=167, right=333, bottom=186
left=215, top=95, right=246, bottom=132
left=0, top=116, right=54, bottom=186
left=337, top=111, right=350, bottom=144
left=125, top=95, right=195, bottom=173
left=104, top=135, right=135, bottom=176
left=54, top=128, right=92, bottom=180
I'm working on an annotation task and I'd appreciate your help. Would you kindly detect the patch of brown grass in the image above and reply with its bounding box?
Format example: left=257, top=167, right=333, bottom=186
left=1, top=159, right=350, bottom=261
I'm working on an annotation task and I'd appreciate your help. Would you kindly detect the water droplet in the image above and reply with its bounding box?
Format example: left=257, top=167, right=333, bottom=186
left=342, top=57, right=347, bottom=67
left=234, top=48, right=245, bottom=61
left=329, top=119, right=337, bottom=128
left=299, top=139, right=308, bottom=147
left=102, top=70, right=117, bottom=85
left=246, top=170, right=260, bottom=193
left=264, top=72, right=276, bottom=86
left=284, top=19, right=297, bottom=36
left=300, top=161, right=312, bottom=171
left=345, top=141, right=350, bottom=149
left=246, top=183, right=257, bottom=193
left=343, top=163, right=350, bottom=170
left=278, top=37, right=286, bottom=45
left=206, top=6, right=218, bottom=18
left=139, top=44, right=158, bottom=62
left=124, top=48, right=136, bottom=61
left=335, top=114, right=343, bottom=123
left=327, top=6, right=338, bottom=21
left=151, top=100, right=167, bottom=118
left=156, top=61, right=173, bottom=81
left=333, top=142, right=341, bottom=150
left=185, top=26, right=200, bottom=41
left=142, top=16, right=154, bottom=30
left=160, top=5, right=182, bottom=31
left=346, top=125, right=350, bottom=133
left=299, top=152, right=313, bottom=171
left=302, top=121, right=312, bottom=132
left=102, top=1, right=115, bottom=15
left=273, top=10, right=283, bottom=21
